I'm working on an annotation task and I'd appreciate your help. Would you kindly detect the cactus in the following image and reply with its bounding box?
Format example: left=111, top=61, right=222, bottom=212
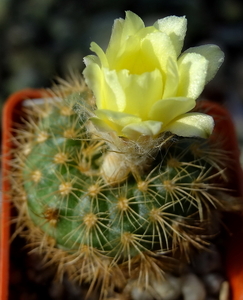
left=7, top=11, right=241, bottom=300
left=9, top=78, right=239, bottom=299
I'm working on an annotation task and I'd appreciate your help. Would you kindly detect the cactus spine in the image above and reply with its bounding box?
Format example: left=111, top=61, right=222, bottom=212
left=10, top=79, right=237, bottom=299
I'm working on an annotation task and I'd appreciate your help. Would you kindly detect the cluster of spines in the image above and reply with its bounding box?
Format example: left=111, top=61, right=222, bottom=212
left=9, top=80, right=232, bottom=299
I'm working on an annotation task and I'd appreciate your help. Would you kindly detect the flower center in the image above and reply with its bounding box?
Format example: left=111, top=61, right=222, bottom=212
left=115, top=50, right=156, bottom=75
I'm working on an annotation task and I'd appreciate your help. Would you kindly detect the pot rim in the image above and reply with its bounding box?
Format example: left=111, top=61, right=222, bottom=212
left=0, top=89, right=45, bottom=300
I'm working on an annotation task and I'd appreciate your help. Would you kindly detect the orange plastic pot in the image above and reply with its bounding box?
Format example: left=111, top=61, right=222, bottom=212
left=0, top=89, right=45, bottom=300
left=1, top=90, right=243, bottom=300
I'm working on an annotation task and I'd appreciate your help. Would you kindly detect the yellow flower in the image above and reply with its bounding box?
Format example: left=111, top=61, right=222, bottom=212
left=83, top=11, right=224, bottom=140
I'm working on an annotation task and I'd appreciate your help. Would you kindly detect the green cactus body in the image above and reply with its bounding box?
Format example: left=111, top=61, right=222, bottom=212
left=11, top=84, right=234, bottom=298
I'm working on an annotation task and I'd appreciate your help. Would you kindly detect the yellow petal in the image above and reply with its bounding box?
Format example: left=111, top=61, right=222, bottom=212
left=163, top=112, right=214, bottom=138
left=102, top=68, right=126, bottom=111
left=149, top=97, right=195, bottom=126
left=182, top=44, right=224, bottom=83
left=142, top=31, right=177, bottom=76
left=106, top=11, right=144, bottom=62
left=122, top=120, right=163, bottom=139
left=90, top=116, right=118, bottom=133
left=106, top=18, right=125, bottom=59
left=83, top=62, right=104, bottom=109
left=95, top=109, right=141, bottom=129
left=91, top=109, right=142, bottom=137
left=122, top=11, right=145, bottom=41
left=154, top=15, right=187, bottom=57
left=117, top=69, right=163, bottom=119
left=177, top=52, right=208, bottom=99
left=162, top=57, right=179, bottom=99
left=83, top=54, right=100, bottom=66
left=110, top=35, right=141, bottom=71
left=90, top=42, right=108, bottom=68
left=111, top=28, right=159, bottom=73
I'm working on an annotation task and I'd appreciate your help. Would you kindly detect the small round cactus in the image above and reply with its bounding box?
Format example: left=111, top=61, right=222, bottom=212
left=9, top=78, right=239, bottom=299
